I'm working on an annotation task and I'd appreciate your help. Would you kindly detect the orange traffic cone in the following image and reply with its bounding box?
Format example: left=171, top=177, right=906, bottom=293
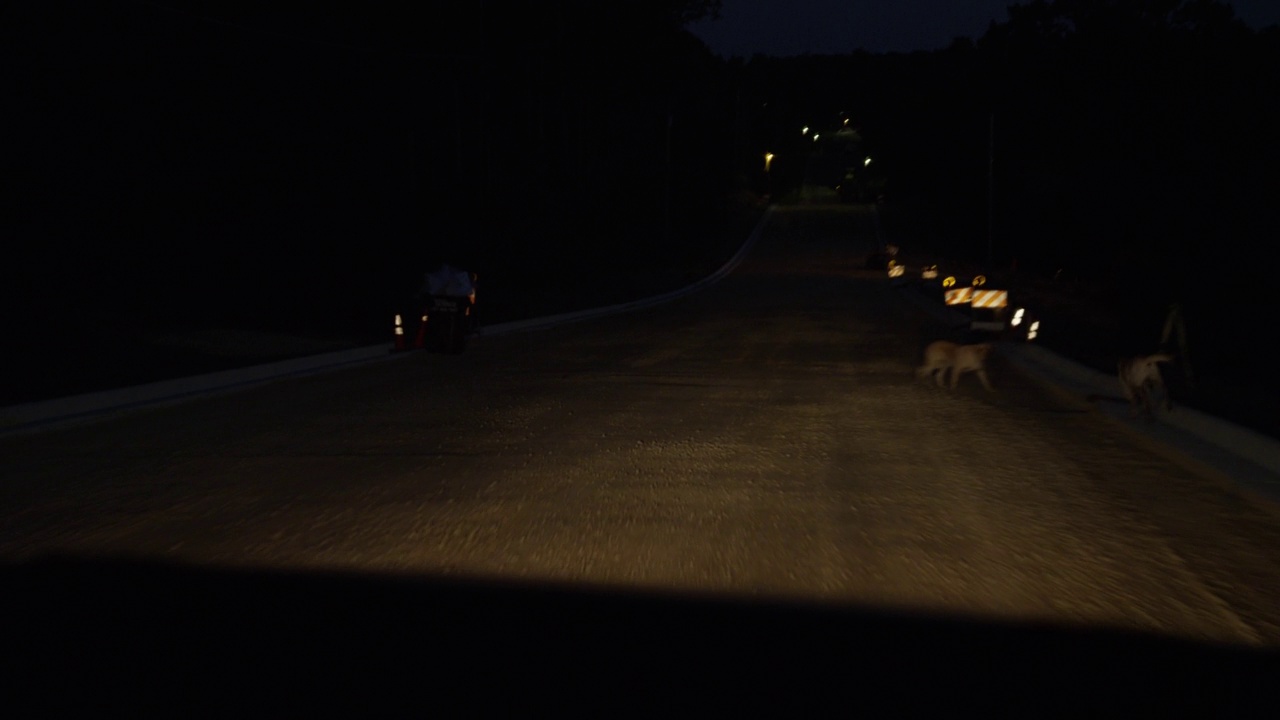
left=393, top=314, right=407, bottom=352
left=412, top=312, right=429, bottom=349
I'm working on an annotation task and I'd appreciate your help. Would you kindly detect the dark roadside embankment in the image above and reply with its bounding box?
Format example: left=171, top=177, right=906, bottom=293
left=3, top=203, right=762, bottom=408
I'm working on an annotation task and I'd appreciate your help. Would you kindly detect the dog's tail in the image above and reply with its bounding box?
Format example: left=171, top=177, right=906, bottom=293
left=1147, top=353, right=1174, bottom=365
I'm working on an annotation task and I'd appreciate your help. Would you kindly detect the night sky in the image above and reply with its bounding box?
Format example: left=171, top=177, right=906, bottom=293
left=687, top=0, right=1280, bottom=56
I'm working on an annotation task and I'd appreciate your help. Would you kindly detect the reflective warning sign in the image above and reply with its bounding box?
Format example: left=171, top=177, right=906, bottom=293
left=944, top=287, right=973, bottom=305
left=971, top=289, right=1008, bottom=309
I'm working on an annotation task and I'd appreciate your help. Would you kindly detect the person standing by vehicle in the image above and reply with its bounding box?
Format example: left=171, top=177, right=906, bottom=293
left=419, top=263, right=477, bottom=354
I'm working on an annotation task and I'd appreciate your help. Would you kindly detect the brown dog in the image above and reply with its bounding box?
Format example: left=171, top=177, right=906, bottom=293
left=916, top=341, right=995, bottom=391
left=1118, top=353, right=1173, bottom=420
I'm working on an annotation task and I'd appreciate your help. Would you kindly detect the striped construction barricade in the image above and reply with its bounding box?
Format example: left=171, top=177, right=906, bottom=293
left=944, top=286, right=973, bottom=306
left=970, top=288, right=1009, bottom=332
left=971, top=288, right=1008, bottom=309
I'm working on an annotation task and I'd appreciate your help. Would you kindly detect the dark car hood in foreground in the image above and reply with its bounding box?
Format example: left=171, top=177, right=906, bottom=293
left=3, top=556, right=1277, bottom=715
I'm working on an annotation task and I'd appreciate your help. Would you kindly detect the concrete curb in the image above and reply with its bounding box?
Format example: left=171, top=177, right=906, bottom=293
left=892, top=278, right=1280, bottom=503
left=1, top=208, right=775, bottom=436
left=474, top=206, right=771, bottom=338
left=1008, top=342, right=1279, bottom=474
left=0, top=345, right=404, bottom=435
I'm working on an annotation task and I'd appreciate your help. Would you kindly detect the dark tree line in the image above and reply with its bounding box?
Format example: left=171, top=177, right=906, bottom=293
left=735, top=1, right=1279, bottom=310
left=7, top=0, right=737, bottom=332
left=7, top=0, right=1277, bottom=339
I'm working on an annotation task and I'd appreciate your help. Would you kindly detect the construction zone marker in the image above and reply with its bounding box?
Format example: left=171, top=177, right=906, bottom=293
left=971, top=289, right=1008, bottom=309
left=944, top=286, right=973, bottom=306
left=393, top=314, right=408, bottom=352
left=413, top=312, right=429, bottom=349
left=968, top=288, right=1009, bottom=332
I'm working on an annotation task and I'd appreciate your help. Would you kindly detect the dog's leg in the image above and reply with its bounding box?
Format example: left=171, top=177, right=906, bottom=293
left=976, top=368, right=994, bottom=392
left=936, top=367, right=949, bottom=388
left=1118, top=362, right=1133, bottom=416
left=1140, top=381, right=1156, bottom=421
left=1156, top=377, right=1173, bottom=412
left=1120, top=365, right=1143, bottom=417
left=950, top=367, right=962, bottom=389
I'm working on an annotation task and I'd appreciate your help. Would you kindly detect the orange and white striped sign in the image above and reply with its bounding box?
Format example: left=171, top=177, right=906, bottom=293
left=944, top=287, right=973, bottom=305
left=971, top=289, right=1008, bottom=309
